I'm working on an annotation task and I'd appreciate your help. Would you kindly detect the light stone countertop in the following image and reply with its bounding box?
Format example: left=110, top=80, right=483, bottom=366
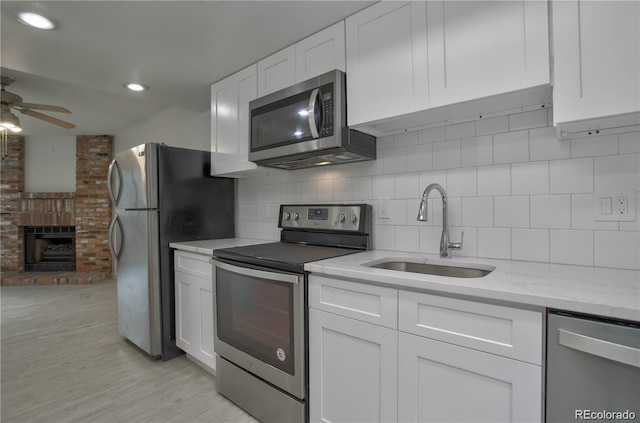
left=169, top=238, right=271, bottom=256
left=304, top=250, right=640, bottom=322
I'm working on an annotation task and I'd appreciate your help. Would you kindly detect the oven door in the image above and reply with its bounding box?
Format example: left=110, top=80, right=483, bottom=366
left=212, top=258, right=305, bottom=399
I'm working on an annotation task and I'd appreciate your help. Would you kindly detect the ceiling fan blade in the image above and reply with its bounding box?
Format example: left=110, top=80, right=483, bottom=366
left=16, top=103, right=71, bottom=114
left=1, top=90, right=23, bottom=104
left=19, top=108, right=76, bottom=129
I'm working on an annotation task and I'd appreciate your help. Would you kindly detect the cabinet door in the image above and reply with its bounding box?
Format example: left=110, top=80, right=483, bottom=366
left=175, top=269, right=196, bottom=352
left=552, top=1, right=640, bottom=126
left=309, top=309, right=398, bottom=423
left=346, top=1, right=429, bottom=126
left=426, top=0, right=549, bottom=108
left=257, top=45, right=296, bottom=97
left=211, top=64, right=260, bottom=176
left=398, top=332, right=541, bottom=423
left=295, top=21, right=346, bottom=82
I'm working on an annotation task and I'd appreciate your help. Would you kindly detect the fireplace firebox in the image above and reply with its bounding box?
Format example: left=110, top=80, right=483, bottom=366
left=24, top=226, right=76, bottom=271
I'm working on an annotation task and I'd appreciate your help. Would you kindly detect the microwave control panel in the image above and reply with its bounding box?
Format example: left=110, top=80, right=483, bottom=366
left=279, top=204, right=370, bottom=232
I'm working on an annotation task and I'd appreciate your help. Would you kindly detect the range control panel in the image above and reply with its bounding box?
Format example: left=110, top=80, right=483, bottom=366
left=279, top=204, right=370, bottom=232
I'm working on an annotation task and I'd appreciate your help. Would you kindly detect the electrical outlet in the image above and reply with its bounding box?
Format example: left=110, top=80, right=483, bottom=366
left=379, top=198, right=390, bottom=219
left=594, top=191, right=636, bottom=221
left=616, top=196, right=628, bottom=215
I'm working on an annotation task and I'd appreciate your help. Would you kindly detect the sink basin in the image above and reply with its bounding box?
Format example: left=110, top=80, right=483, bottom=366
left=366, top=260, right=494, bottom=278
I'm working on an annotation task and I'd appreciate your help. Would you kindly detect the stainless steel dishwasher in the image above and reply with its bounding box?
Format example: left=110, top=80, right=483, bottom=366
left=546, top=310, right=640, bottom=422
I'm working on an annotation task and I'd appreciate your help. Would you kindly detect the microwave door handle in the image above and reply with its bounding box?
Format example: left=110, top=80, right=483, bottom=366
left=308, top=88, right=320, bottom=139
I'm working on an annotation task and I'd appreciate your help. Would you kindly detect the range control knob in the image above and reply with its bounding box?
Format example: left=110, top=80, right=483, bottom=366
left=293, top=212, right=300, bottom=221
left=349, top=213, right=358, bottom=224
left=336, top=213, right=346, bottom=223
left=283, top=212, right=291, bottom=221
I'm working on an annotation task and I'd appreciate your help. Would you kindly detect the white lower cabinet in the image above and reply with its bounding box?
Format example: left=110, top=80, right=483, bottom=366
left=309, top=308, right=398, bottom=423
left=309, top=275, right=543, bottom=423
left=174, top=250, right=215, bottom=373
left=398, top=332, right=541, bottom=423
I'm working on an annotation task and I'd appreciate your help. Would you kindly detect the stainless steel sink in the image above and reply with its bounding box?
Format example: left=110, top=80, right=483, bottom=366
left=366, top=260, right=494, bottom=278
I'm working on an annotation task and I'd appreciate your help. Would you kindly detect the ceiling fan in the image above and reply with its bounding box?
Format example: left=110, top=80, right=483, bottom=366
left=1, top=75, right=76, bottom=130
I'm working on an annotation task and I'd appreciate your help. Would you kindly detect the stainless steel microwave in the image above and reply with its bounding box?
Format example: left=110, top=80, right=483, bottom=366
left=249, top=69, right=376, bottom=170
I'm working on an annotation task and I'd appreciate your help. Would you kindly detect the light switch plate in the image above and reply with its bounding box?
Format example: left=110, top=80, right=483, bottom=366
left=379, top=198, right=390, bottom=219
left=594, top=191, right=636, bottom=221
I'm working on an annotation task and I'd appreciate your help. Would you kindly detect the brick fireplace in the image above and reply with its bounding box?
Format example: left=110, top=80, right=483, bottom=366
left=0, top=135, right=114, bottom=285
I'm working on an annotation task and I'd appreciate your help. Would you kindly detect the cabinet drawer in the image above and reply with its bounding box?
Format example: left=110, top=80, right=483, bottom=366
left=309, top=275, right=397, bottom=329
left=174, top=250, right=212, bottom=278
left=399, top=291, right=542, bottom=364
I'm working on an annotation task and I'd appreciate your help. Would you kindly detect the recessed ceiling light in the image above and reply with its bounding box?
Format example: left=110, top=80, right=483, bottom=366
left=125, top=83, right=148, bottom=92
left=17, top=12, right=57, bottom=30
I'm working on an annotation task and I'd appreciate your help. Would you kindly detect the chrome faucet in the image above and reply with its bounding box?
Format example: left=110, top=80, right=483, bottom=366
left=417, top=183, right=464, bottom=258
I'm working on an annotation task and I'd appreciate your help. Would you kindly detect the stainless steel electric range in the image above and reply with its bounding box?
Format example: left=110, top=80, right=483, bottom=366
left=211, top=204, right=372, bottom=423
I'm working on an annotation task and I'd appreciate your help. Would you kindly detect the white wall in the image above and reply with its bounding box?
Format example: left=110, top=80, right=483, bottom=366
left=236, top=108, right=640, bottom=270
left=114, top=106, right=210, bottom=154
left=24, top=135, right=76, bottom=192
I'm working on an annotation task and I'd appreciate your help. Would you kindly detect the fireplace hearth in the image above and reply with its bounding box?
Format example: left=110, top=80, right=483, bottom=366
left=24, top=226, right=76, bottom=272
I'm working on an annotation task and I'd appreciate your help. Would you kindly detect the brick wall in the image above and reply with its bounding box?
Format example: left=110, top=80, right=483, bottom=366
left=0, top=135, right=25, bottom=271
left=0, top=134, right=114, bottom=279
left=75, top=135, right=113, bottom=272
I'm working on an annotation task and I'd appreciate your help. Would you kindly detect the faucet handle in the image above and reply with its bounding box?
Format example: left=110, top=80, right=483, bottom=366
left=449, top=231, right=464, bottom=250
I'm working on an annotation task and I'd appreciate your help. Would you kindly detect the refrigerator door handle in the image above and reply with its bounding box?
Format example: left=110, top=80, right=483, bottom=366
left=108, top=215, right=123, bottom=259
left=107, top=159, right=123, bottom=206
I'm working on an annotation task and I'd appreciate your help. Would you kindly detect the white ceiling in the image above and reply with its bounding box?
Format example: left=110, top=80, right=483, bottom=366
left=0, top=1, right=375, bottom=136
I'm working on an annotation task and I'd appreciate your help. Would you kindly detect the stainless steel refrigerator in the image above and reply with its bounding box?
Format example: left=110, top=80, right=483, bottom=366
left=108, top=143, right=234, bottom=360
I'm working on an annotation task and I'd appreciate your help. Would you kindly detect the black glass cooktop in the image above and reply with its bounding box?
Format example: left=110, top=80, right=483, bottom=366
left=213, top=241, right=359, bottom=273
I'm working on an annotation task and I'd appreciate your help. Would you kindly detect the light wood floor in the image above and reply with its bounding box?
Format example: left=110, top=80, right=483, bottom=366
left=1, top=279, right=258, bottom=423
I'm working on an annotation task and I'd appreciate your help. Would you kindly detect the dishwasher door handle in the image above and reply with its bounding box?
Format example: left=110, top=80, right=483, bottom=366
left=558, top=329, right=640, bottom=368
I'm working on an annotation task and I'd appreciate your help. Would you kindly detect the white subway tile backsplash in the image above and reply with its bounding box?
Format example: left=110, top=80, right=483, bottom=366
left=550, top=230, right=594, bottom=266
left=595, top=231, right=640, bottom=270
left=419, top=226, right=442, bottom=255
left=477, top=164, right=510, bottom=196
left=461, top=135, right=493, bottom=167
left=445, top=121, right=475, bottom=140
left=619, top=132, right=640, bottom=154
left=529, top=126, right=571, bottom=161
left=512, top=229, right=549, bottom=262
left=595, top=153, right=640, bottom=191
left=494, top=196, right=529, bottom=228
left=531, top=195, right=571, bottom=229
left=395, top=172, right=420, bottom=199
left=394, top=131, right=419, bottom=147
left=395, top=226, right=420, bottom=252
left=571, top=134, right=618, bottom=158
left=419, top=126, right=446, bottom=144
left=406, top=143, right=433, bottom=172
left=447, top=167, right=477, bottom=197
left=509, top=109, right=548, bottom=131
left=549, top=157, right=594, bottom=194
left=476, top=116, right=509, bottom=136
left=512, top=161, right=549, bottom=195
left=461, top=196, right=493, bottom=227
left=494, top=130, right=529, bottom=164
left=237, top=114, right=637, bottom=270
left=478, top=228, right=511, bottom=259
left=383, top=147, right=407, bottom=174
left=570, top=193, right=619, bottom=231
left=372, top=174, right=395, bottom=199
left=433, top=139, right=461, bottom=169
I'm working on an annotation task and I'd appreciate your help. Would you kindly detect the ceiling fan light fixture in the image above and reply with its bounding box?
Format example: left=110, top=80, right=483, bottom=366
left=1, top=106, right=22, bottom=131
left=17, top=12, right=57, bottom=30
left=125, top=83, right=148, bottom=92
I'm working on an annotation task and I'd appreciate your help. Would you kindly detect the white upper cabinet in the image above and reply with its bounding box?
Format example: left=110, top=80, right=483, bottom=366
left=426, top=0, right=550, bottom=108
left=296, top=21, right=345, bottom=82
left=211, top=64, right=266, bottom=176
left=346, top=1, right=429, bottom=126
left=258, top=22, right=347, bottom=97
left=552, top=0, right=640, bottom=137
left=257, top=45, right=296, bottom=97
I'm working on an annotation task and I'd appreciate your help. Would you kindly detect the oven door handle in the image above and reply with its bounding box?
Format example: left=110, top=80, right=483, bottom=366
left=211, top=258, right=301, bottom=285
